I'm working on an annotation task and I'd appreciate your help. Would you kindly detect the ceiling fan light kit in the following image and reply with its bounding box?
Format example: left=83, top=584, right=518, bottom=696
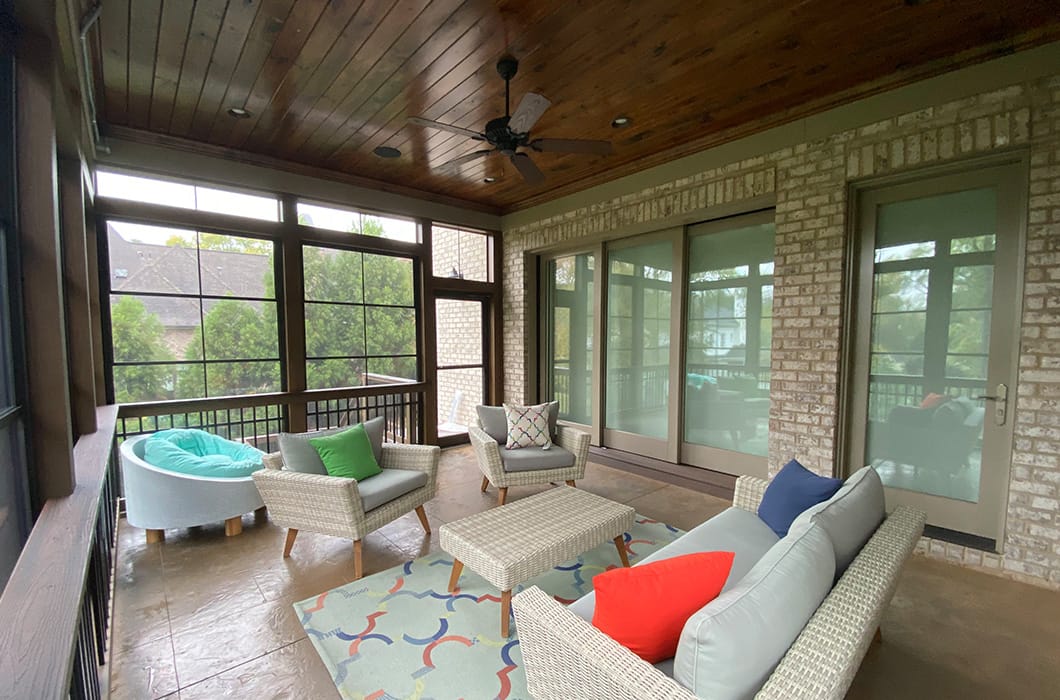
left=408, top=55, right=614, bottom=185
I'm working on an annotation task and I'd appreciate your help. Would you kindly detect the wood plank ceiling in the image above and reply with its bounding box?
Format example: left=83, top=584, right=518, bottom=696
left=91, top=0, right=1060, bottom=214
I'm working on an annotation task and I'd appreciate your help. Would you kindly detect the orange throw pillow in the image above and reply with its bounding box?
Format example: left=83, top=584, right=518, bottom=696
left=591, top=551, right=735, bottom=662
left=920, top=392, right=948, bottom=409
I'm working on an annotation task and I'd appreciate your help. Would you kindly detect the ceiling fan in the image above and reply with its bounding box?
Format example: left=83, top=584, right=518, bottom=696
left=408, top=55, right=613, bottom=185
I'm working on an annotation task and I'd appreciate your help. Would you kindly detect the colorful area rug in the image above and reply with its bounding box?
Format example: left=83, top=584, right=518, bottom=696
left=295, top=516, right=683, bottom=700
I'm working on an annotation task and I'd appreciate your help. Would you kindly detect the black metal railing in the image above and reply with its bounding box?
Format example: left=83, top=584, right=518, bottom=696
left=0, top=406, right=120, bottom=700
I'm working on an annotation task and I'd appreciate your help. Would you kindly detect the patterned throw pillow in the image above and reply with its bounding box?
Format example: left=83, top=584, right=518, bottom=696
left=504, top=403, right=553, bottom=450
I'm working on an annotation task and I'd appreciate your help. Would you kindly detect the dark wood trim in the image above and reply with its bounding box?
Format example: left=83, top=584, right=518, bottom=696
left=16, top=28, right=75, bottom=501
left=104, top=125, right=503, bottom=216
left=279, top=194, right=306, bottom=432
left=83, top=207, right=107, bottom=404
left=489, top=238, right=504, bottom=405
left=59, top=157, right=98, bottom=436
left=0, top=404, right=118, bottom=699
left=588, top=444, right=737, bottom=501
left=420, top=217, right=439, bottom=444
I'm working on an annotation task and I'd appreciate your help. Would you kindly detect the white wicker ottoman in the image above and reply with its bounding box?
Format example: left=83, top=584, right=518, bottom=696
left=439, top=486, right=635, bottom=636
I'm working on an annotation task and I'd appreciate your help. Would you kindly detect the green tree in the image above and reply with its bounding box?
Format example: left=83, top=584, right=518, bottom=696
left=165, top=232, right=271, bottom=254
left=110, top=296, right=176, bottom=402
left=178, top=298, right=279, bottom=397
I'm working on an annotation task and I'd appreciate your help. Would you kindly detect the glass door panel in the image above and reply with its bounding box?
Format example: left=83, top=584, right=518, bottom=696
left=683, top=217, right=774, bottom=472
left=547, top=254, right=594, bottom=426
left=852, top=165, right=1022, bottom=542
left=605, top=238, right=673, bottom=442
left=435, top=298, right=485, bottom=441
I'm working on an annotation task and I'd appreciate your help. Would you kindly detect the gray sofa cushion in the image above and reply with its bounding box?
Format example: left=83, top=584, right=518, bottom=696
left=278, top=416, right=385, bottom=474
left=358, top=468, right=428, bottom=512
left=673, top=523, right=836, bottom=700
left=477, top=402, right=560, bottom=446
left=790, top=465, right=885, bottom=579
left=568, top=506, right=779, bottom=622
left=499, top=445, right=575, bottom=473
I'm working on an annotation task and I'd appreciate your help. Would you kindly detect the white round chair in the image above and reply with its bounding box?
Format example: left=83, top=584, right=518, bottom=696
left=119, top=434, right=265, bottom=543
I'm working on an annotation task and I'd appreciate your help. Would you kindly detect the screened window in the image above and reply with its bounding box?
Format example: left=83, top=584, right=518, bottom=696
left=96, top=170, right=280, bottom=222
left=106, top=221, right=280, bottom=401
left=303, top=245, right=418, bottom=389
left=297, top=201, right=417, bottom=243
left=432, top=224, right=491, bottom=281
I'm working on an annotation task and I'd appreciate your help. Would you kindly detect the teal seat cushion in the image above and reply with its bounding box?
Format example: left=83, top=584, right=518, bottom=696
left=144, top=429, right=265, bottom=478
left=358, top=468, right=429, bottom=512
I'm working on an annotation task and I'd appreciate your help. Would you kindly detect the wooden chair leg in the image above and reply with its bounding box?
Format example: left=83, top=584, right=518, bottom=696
left=614, top=535, right=631, bottom=568
left=414, top=505, right=431, bottom=534
left=224, top=516, right=243, bottom=537
left=448, top=559, right=464, bottom=592
left=497, top=487, right=508, bottom=506
left=353, top=539, right=363, bottom=580
left=565, top=480, right=576, bottom=487
left=283, top=528, right=298, bottom=558
left=145, top=529, right=164, bottom=544
left=481, top=475, right=490, bottom=492
left=501, top=589, right=512, bottom=637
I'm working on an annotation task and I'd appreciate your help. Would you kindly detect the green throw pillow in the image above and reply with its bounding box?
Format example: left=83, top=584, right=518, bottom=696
left=309, top=424, right=382, bottom=481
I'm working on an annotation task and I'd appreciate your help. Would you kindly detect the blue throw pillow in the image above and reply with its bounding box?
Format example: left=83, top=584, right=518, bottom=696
left=757, top=459, right=843, bottom=537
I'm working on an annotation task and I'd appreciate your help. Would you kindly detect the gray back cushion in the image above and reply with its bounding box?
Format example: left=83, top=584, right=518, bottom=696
left=790, top=465, right=885, bottom=579
left=568, top=506, right=779, bottom=624
left=278, top=416, right=385, bottom=474
left=476, top=405, right=508, bottom=444
left=673, top=523, right=836, bottom=700
left=476, top=403, right=559, bottom=446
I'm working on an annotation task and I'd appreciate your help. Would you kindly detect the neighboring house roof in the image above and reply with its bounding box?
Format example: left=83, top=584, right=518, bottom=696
left=108, top=224, right=270, bottom=328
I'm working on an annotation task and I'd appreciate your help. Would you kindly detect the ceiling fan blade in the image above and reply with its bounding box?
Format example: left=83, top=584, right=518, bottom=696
left=408, top=116, right=485, bottom=141
left=438, top=149, right=494, bottom=170
left=508, top=93, right=551, bottom=134
left=510, top=153, right=545, bottom=185
left=530, top=138, right=613, bottom=155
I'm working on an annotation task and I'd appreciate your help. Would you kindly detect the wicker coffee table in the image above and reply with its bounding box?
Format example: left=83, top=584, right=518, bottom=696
left=439, top=486, right=635, bottom=636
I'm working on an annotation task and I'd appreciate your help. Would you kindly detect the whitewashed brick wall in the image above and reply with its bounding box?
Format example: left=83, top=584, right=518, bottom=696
left=502, top=74, right=1060, bottom=589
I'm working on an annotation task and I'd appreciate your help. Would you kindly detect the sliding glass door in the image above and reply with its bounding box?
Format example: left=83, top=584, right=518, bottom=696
left=682, top=212, right=774, bottom=476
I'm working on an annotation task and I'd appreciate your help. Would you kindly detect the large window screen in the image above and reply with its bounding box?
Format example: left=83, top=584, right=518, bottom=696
left=107, top=221, right=280, bottom=401
left=303, top=245, right=418, bottom=389
left=684, top=221, right=774, bottom=457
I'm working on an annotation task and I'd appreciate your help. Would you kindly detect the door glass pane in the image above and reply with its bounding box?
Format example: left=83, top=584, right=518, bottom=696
left=548, top=254, right=594, bottom=424
left=606, top=242, right=671, bottom=439
left=684, top=222, right=774, bottom=456
left=867, top=189, right=995, bottom=503
left=436, top=298, right=485, bottom=436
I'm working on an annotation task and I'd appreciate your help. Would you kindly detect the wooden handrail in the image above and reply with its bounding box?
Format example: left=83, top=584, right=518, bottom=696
left=116, top=383, right=428, bottom=418
left=0, top=404, right=118, bottom=699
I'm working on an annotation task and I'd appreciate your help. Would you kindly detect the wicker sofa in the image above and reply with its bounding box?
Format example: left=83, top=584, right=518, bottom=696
left=512, top=472, right=926, bottom=700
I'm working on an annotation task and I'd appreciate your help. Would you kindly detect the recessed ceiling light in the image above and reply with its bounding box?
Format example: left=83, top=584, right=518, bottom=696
left=373, top=146, right=401, bottom=159
left=483, top=176, right=497, bottom=183
left=227, top=107, right=251, bottom=119
left=611, top=116, right=631, bottom=128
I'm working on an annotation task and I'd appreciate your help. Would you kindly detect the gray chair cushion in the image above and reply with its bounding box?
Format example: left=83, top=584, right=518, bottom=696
left=358, top=468, right=428, bottom=512
left=568, top=506, right=779, bottom=622
left=790, top=465, right=885, bottom=579
left=278, top=416, right=385, bottom=475
left=477, top=402, right=560, bottom=446
left=498, top=445, right=575, bottom=473
left=673, top=523, right=836, bottom=700
left=476, top=405, right=508, bottom=444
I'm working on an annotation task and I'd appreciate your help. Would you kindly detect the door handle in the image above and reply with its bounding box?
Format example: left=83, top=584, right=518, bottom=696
left=975, top=383, right=1007, bottom=426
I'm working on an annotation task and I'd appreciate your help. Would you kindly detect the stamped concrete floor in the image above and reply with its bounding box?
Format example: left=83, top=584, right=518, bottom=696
left=108, top=445, right=1060, bottom=699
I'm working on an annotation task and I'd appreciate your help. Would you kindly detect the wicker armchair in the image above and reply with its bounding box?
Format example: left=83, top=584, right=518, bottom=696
left=252, top=442, right=440, bottom=580
left=469, top=423, right=590, bottom=506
